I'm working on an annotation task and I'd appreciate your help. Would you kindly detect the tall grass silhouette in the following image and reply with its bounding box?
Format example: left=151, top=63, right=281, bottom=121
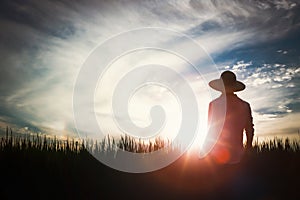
left=1, top=127, right=299, bottom=154
left=0, top=127, right=174, bottom=155
left=1, top=126, right=299, bottom=200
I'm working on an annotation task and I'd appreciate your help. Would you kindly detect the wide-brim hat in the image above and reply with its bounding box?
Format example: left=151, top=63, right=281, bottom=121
left=209, top=71, right=245, bottom=92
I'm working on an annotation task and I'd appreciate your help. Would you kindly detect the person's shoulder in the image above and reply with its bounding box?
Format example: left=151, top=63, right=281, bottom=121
left=236, top=95, right=251, bottom=107
left=209, top=96, right=227, bottom=109
left=210, top=95, right=223, bottom=104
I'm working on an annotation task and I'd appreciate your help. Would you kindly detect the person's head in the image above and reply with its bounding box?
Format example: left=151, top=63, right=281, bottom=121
left=209, top=71, right=245, bottom=94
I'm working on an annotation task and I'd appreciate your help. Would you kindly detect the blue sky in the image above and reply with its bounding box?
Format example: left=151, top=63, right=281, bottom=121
left=0, top=0, right=299, bottom=141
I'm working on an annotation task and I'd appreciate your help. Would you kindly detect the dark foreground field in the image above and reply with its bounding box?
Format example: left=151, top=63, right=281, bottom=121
left=0, top=133, right=299, bottom=200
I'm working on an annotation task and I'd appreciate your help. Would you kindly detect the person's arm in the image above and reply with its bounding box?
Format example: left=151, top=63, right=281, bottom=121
left=245, top=103, right=254, bottom=149
left=207, top=102, right=213, bottom=128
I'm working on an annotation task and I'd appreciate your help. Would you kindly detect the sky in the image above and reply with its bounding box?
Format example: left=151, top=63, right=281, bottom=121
left=0, top=0, right=299, bottom=144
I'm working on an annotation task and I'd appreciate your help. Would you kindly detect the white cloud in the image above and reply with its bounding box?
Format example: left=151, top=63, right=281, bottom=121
left=273, top=0, right=297, bottom=10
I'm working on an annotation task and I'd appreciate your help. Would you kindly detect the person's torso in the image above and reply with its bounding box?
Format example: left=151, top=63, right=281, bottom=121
left=211, top=94, right=250, bottom=148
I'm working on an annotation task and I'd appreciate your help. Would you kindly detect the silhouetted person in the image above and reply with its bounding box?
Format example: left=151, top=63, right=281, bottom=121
left=203, top=71, right=254, bottom=164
